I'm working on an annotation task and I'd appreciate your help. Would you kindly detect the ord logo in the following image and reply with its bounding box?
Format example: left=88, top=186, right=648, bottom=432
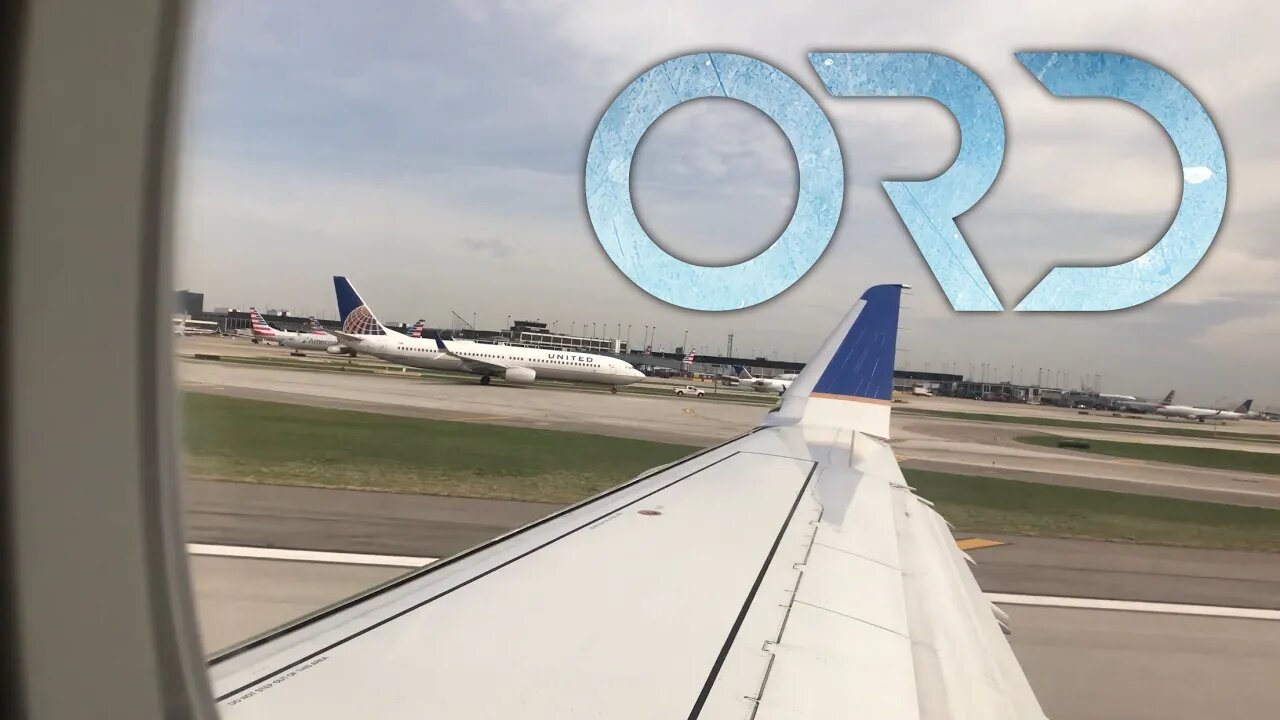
left=584, top=52, right=1227, bottom=313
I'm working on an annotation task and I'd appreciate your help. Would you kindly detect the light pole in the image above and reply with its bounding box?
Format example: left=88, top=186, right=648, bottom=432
left=627, top=324, right=632, bottom=350
left=643, top=325, right=649, bottom=350
left=683, top=329, right=688, bottom=353
left=592, top=322, right=597, bottom=338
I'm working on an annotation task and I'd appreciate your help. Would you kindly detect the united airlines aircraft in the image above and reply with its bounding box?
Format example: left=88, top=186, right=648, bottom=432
left=331, top=277, right=645, bottom=392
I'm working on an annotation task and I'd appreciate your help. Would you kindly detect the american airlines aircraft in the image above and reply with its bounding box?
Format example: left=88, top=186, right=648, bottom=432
left=1156, top=398, right=1253, bottom=422
left=248, top=308, right=353, bottom=355
left=734, top=365, right=793, bottom=394
left=331, top=277, right=645, bottom=393
left=207, top=283, right=1048, bottom=718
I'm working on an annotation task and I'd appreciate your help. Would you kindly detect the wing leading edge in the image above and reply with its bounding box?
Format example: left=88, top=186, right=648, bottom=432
left=208, top=283, right=1047, bottom=720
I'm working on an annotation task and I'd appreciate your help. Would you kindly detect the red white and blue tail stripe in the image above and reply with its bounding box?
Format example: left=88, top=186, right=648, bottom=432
left=307, top=317, right=329, bottom=336
left=248, top=308, right=277, bottom=338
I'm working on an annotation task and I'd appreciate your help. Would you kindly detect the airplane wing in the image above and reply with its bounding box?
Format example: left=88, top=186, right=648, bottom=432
left=329, top=330, right=365, bottom=346
left=431, top=333, right=511, bottom=375
left=208, top=284, right=1047, bottom=719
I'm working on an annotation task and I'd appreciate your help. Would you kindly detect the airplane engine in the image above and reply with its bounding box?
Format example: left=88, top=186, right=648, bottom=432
left=326, top=345, right=353, bottom=356
left=504, top=367, right=536, bottom=384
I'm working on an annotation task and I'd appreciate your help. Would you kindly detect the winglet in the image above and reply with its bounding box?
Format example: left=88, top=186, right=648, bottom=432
left=432, top=331, right=449, bottom=352
left=762, top=284, right=907, bottom=438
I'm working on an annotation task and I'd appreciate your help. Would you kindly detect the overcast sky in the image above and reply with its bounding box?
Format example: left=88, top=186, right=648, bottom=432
left=174, top=0, right=1280, bottom=407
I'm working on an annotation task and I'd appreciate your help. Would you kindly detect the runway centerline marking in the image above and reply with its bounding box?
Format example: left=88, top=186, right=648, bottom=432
left=188, top=544, right=1280, bottom=620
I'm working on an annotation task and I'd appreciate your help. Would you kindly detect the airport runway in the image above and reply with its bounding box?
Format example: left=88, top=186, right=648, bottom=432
left=188, top=553, right=1280, bottom=720
left=182, top=479, right=1280, bottom=610
left=896, top=417, right=1280, bottom=508
left=180, top=360, right=761, bottom=446
left=178, top=345, right=1280, bottom=717
left=180, top=359, right=1280, bottom=506
left=904, top=394, right=1280, bottom=438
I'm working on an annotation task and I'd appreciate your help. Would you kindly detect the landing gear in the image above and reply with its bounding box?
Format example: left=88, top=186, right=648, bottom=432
left=610, top=386, right=618, bottom=395
left=480, top=375, right=491, bottom=386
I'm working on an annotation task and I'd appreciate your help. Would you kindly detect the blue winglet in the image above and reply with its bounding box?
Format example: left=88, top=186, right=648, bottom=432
left=811, top=284, right=903, bottom=401
left=432, top=332, right=447, bottom=350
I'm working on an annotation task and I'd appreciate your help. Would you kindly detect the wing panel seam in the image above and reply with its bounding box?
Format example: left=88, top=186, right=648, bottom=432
left=687, top=461, right=817, bottom=720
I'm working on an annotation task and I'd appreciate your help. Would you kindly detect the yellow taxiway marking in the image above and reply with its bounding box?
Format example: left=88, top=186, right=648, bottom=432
left=956, top=538, right=1006, bottom=551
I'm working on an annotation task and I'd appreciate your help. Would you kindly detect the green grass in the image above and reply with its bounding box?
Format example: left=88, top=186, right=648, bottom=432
left=1017, top=434, right=1280, bottom=474
left=182, top=393, right=698, bottom=503
left=897, top=407, right=1280, bottom=443
left=904, top=469, right=1280, bottom=552
left=182, top=393, right=1280, bottom=551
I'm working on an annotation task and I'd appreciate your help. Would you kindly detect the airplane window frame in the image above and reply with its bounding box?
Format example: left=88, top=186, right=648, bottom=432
left=3, top=2, right=218, bottom=718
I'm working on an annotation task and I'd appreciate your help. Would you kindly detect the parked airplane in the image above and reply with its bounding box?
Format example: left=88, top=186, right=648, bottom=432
left=249, top=308, right=353, bottom=355
left=407, top=319, right=426, bottom=338
left=1117, top=390, right=1175, bottom=413
left=734, top=365, right=793, bottom=394
left=208, top=283, right=1048, bottom=718
left=331, top=277, right=644, bottom=392
left=170, top=316, right=219, bottom=336
left=1156, top=398, right=1252, bottom=422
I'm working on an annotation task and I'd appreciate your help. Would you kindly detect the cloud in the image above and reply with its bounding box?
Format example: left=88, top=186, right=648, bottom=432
left=175, top=0, right=1280, bottom=404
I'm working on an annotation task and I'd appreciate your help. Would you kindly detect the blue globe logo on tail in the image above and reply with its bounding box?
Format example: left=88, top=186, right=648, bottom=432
left=333, top=276, right=387, bottom=336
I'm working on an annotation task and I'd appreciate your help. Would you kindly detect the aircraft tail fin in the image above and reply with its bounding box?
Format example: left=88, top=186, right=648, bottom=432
left=410, top=319, right=426, bottom=338
left=307, top=317, right=328, bottom=335
left=248, top=308, right=276, bottom=338
left=333, top=276, right=387, bottom=336
left=763, top=284, right=907, bottom=439
left=1236, top=399, right=1253, bottom=413
left=733, top=365, right=754, bottom=380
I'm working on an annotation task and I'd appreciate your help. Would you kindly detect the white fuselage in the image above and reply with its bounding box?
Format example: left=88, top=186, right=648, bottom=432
left=1155, top=404, right=1244, bottom=421
left=347, top=333, right=645, bottom=387
left=745, top=377, right=792, bottom=394
left=262, top=329, right=342, bottom=351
